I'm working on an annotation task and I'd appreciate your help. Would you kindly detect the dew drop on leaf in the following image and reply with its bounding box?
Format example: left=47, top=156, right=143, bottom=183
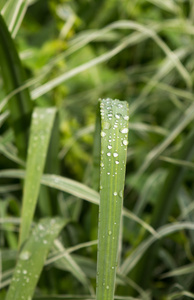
left=120, top=128, right=128, bottom=134
left=20, top=251, right=31, bottom=261
left=101, top=131, right=106, bottom=137
left=123, top=139, right=128, bottom=146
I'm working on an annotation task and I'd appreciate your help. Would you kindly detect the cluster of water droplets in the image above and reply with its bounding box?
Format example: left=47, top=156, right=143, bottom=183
left=99, top=98, right=129, bottom=187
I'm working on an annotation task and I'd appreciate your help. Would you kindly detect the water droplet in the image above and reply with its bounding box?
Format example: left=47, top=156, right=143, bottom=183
left=106, top=285, right=110, bottom=289
left=108, top=145, right=112, bottom=149
left=111, top=266, right=115, bottom=270
left=113, top=192, right=117, bottom=196
left=101, top=131, right=106, bottom=137
left=100, top=185, right=103, bottom=190
left=20, top=251, right=31, bottom=261
left=43, top=240, right=48, bottom=244
left=108, top=230, right=112, bottom=235
left=123, top=115, right=129, bottom=120
left=119, top=190, right=123, bottom=198
left=115, top=113, right=122, bottom=119
left=23, top=270, right=27, bottom=274
left=118, top=103, right=123, bottom=108
left=123, top=139, right=128, bottom=146
left=113, top=153, right=118, bottom=157
left=33, top=112, right=38, bottom=118
left=115, top=161, right=119, bottom=164
left=38, top=224, right=44, bottom=230
left=104, top=122, right=111, bottom=130
left=120, top=128, right=128, bottom=134
left=100, top=162, right=104, bottom=167
left=107, top=172, right=110, bottom=175
left=107, top=152, right=111, bottom=156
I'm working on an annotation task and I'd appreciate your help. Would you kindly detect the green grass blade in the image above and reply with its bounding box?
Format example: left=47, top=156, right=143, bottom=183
left=40, top=111, right=60, bottom=216
left=0, top=14, right=33, bottom=159
left=96, top=99, right=129, bottom=300
left=19, top=107, right=56, bottom=247
left=5, top=217, right=67, bottom=300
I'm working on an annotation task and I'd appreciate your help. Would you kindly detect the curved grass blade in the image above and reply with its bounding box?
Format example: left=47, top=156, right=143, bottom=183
left=50, top=240, right=94, bottom=295
left=166, top=291, right=194, bottom=299
left=96, top=99, right=129, bottom=300
left=0, top=110, right=10, bottom=127
left=19, top=107, right=56, bottom=247
left=147, top=0, right=179, bottom=13
left=0, top=169, right=157, bottom=237
left=161, top=262, right=194, bottom=279
left=33, top=296, right=141, bottom=300
left=0, top=169, right=100, bottom=205
left=31, top=20, right=191, bottom=99
left=6, top=217, right=67, bottom=300
left=120, top=222, right=194, bottom=276
left=159, top=155, right=194, bottom=169
left=0, top=14, right=33, bottom=159
left=138, top=102, right=194, bottom=175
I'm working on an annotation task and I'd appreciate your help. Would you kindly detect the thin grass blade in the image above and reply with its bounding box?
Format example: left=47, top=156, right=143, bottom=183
left=96, top=99, right=129, bottom=300
left=0, top=14, right=33, bottom=159
left=19, top=107, right=56, bottom=247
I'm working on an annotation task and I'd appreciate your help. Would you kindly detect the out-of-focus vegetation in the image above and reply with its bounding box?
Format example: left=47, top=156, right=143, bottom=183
left=1, top=0, right=194, bottom=299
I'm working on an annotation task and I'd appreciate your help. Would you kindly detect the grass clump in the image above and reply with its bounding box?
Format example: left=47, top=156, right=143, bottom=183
left=1, top=1, right=194, bottom=299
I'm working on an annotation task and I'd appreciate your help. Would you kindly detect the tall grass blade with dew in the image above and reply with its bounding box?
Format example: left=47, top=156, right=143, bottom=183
left=96, top=99, right=129, bottom=300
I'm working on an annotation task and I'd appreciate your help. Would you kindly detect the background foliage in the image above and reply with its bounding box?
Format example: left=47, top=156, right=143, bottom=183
left=1, top=0, right=194, bottom=299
